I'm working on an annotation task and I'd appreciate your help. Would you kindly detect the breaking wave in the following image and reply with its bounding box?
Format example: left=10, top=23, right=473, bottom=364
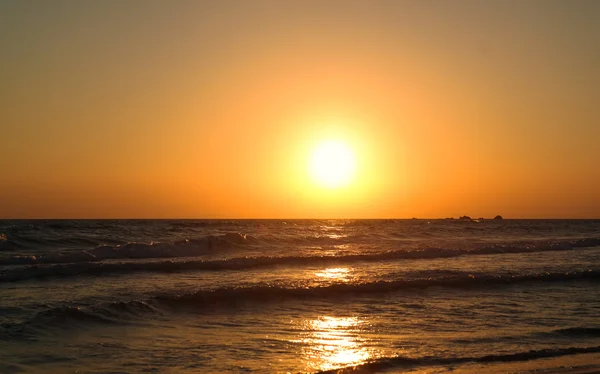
left=151, top=269, right=600, bottom=308
left=2, top=239, right=599, bottom=282
left=316, top=346, right=600, bottom=373
left=5, top=270, right=599, bottom=332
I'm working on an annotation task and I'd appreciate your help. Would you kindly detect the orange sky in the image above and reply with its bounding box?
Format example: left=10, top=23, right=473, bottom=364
left=1, top=1, right=599, bottom=218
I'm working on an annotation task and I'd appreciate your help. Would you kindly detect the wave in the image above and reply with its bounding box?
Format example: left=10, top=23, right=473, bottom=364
left=151, top=269, right=600, bottom=308
left=0, top=233, right=257, bottom=265
left=452, top=326, right=600, bottom=344
left=0, top=233, right=22, bottom=252
left=0, top=301, right=159, bottom=340
left=3, top=240, right=600, bottom=282
left=1, top=221, right=599, bottom=264
left=0, top=307, right=114, bottom=341
left=0, top=241, right=600, bottom=282
left=549, top=327, right=600, bottom=337
left=316, top=346, right=600, bottom=373
left=2, top=269, right=598, bottom=337
left=0, top=235, right=108, bottom=252
left=0, top=230, right=379, bottom=255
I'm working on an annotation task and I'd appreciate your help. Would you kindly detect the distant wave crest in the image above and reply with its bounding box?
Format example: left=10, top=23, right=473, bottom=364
left=0, top=233, right=256, bottom=266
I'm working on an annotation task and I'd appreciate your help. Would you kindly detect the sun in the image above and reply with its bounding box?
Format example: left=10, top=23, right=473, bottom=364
left=309, top=140, right=357, bottom=188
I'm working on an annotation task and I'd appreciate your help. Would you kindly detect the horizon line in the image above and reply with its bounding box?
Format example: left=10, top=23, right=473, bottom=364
left=1, top=217, right=599, bottom=220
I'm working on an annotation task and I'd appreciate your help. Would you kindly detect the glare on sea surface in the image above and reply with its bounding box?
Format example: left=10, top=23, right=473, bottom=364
left=294, top=316, right=372, bottom=372
left=314, top=267, right=351, bottom=282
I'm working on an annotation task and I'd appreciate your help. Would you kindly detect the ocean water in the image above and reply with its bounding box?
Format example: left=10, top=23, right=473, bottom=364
left=1, top=219, right=599, bottom=373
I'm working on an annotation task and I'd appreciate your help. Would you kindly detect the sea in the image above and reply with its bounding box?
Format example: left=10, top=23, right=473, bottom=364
left=1, top=219, right=599, bottom=373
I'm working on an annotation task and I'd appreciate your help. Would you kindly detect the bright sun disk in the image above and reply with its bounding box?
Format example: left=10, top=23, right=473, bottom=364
left=309, top=140, right=356, bottom=188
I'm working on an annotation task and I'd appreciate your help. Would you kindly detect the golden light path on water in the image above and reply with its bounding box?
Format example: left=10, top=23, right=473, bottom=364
left=289, top=267, right=375, bottom=371
left=294, top=316, right=372, bottom=372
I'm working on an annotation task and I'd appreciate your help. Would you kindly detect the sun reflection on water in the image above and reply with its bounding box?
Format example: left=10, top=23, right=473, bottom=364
left=314, top=267, right=351, bottom=281
left=295, top=316, right=372, bottom=372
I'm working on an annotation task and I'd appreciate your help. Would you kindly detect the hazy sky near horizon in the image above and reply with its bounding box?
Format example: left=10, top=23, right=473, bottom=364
left=1, top=0, right=599, bottom=218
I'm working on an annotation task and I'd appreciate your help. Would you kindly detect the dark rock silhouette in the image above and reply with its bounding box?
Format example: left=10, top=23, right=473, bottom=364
left=494, top=215, right=503, bottom=220
left=459, top=215, right=472, bottom=220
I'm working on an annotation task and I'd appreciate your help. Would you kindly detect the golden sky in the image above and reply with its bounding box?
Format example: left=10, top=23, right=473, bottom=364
left=1, top=0, right=599, bottom=218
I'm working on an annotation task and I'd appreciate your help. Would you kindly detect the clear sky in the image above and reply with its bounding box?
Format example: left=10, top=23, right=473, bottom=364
left=1, top=0, right=599, bottom=218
